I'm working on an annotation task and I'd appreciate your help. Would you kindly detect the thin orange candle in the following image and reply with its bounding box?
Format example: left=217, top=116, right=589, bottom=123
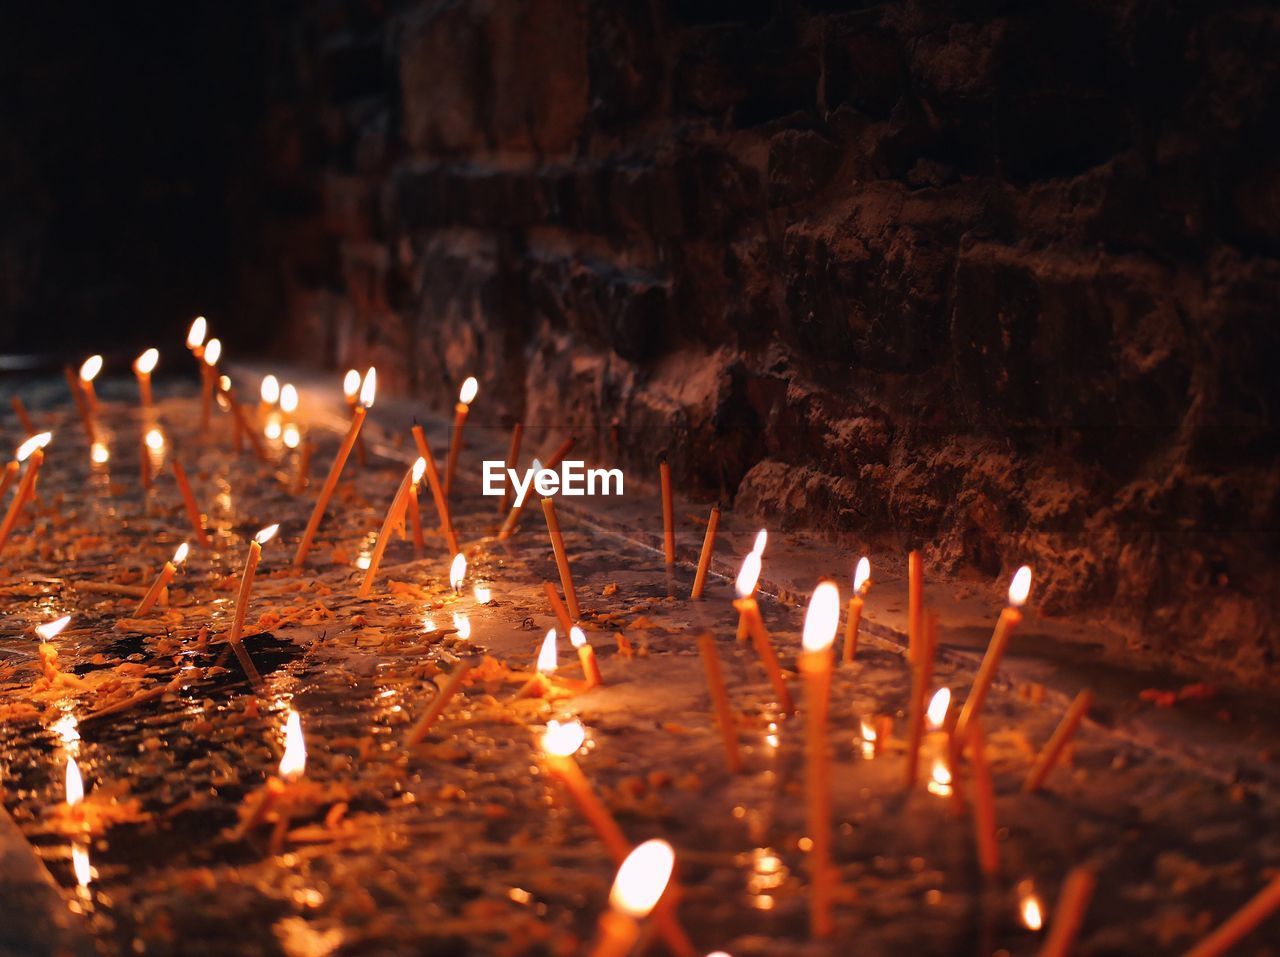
left=228, top=524, right=279, bottom=663
left=697, top=630, right=741, bottom=773
left=1182, top=872, right=1280, bottom=957
left=737, top=529, right=768, bottom=640
left=588, top=840, right=676, bottom=957
left=233, top=708, right=307, bottom=838
left=843, top=556, right=871, bottom=664
left=357, top=458, right=420, bottom=598
left=541, top=496, right=581, bottom=620
left=497, top=421, right=522, bottom=513
left=137, top=543, right=189, bottom=615
left=171, top=457, right=211, bottom=547
left=0, top=434, right=50, bottom=552
left=410, top=424, right=458, bottom=556
left=955, top=566, right=1032, bottom=744
left=543, top=581, right=574, bottom=634
left=514, top=629, right=559, bottom=699
left=0, top=458, right=18, bottom=502
left=405, top=660, right=473, bottom=744
left=1039, top=866, right=1096, bottom=957
left=200, top=338, right=221, bottom=432
left=78, top=355, right=103, bottom=418
left=10, top=396, right=35, bottom=435
left=64, top=366, right=97, bottom=445
left=732, top=551, right=794, bottom=713
left=539, top=719, right=629, bottom=861
left=407, top=457, right=426, bottom=551
left=444, top=376, right=477, bottom=498
left=798, top=581, right=840, bottom=939
left=908, top=549, right=923, bottom=665
left=294, top=370, right=374, bottom=566
left=659, top=458, right=675, bottom=564
left=497, top=436, right=576, bottom=540
left=258, top=375, right=280, bottom=424
left=689, top=504, right=720, bottom=599
left=1023, top=690, right=1093, bottom=793
left=571, top=625, right=603, bottom=689
left=133, top=348, right=158, bottom=409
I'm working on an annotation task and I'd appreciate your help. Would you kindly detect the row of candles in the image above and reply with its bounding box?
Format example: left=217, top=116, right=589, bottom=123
left=10, top=316, right=1279, bottom=957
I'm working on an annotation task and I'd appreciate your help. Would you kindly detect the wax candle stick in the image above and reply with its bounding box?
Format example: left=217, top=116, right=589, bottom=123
left=233, top=709, right=307, bottom=839
left=405, top=661, right=473, bottom=744
left=227, top=525, right=279, bottom=679
left=0, top=458, right=18, bottom=502
left=294, top=372, right=375, bottom=566
left=690, top=505, right=720, bottom=600
left=407, top=457, right=427, bottom=551
left=133, top=348, right=158, bottom=410
left=0, top=435, right=50, bottom=552
left=543, top=581, right=574, bottom=634
left=588, top=840, right=676, bottom=957
left=908, top=550, right=923, bottom=666
left=659, top=459, right=675, bottom=565
left=539, top=720, right=629, bottom=861
left=497, top=422, right=522, bottom=513
left=736, top=529, right=768, bottom=640
left=955, top=566, right=1033, bottom=744
left=497, top=436, right=575, bottom=540
left=905, top=609, right=939, bottom=789
left=967, top=718, right=1000, bottom=878
left=291, top=435, right=314, bottom=496
left=1034, top=866, right=1096, bottom=957
left=358, top=460, right=419, bottom=598
left=78, top=355, right=103, bottom=418
left=514, top=630, right=559, bottom=699
left=571, top=626, right=603, bottom=689
left=1023, top=690, right=1093, bottom=793
left=697, top=631, right=741, bottom=773
left=843, top=556, right=871, bottom=664
left=170, top=458, right=211, bottom=547
left=63, top=366, right=97, bottom=445
left=1183, top=872, right=1280, bottom=957
left=541, top=496, right=581, bottom=620
left=10, top=396, right=35, bottom=435
left=409, top=424, right=459, bottom=556
left=798, top=582, right=840, bottom=939
left=732, top=551, right=794, bottom=713
left=137, top=543, right=189, bottom=615
left=200, top=339, right=221, bottom=432
left=444, top=376, right=477, bottom=498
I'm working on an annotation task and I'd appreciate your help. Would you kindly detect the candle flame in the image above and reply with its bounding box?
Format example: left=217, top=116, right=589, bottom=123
left=449, top=553, right=466, bottom=592
left=853, top=556, right=871, bottom=594
left=260, top=375, right=280, bottom=405
left=17, top=432, right=52, bottom=461
left=145, top=429, right=164, bottom=451
left=1020, top=889, right=1044, bottom=931
left=204, top=338, right=222, bottom=366
left=928, top=757, right=953, bottom=796
left=735, top=551, right=761, bottom=598
left=342, top=369, right=361, bottom=399
left=218, top=375, right=231, bottom=393
left=65, top=757, right=84, bottom=806
left=535, top=629, right=558, bottom=674
left=473, top=584, right=491, bottom=603
left=926, top=687, right=951, bottom=729
left=609, top=839, right=675, bottom=918
left=173, top=542, right=190, bottom=564
left=254, top=524, right=280, bottom=545
left=36, top=615, right=71, bottom=641
left=801, top=581, right=841, bottom=653
left=265, top=418, right=282, bottom=441
left=541, top=718, right=585, bottom=757
left=359, top=367, right=376, bottom=408
left=1009, top=565, right=1032, bottom=607
left=751, top=529, right=767, bottom=555
left=283, top=424, right=301, bottom=449
left=569, top=625, right=587, bottom=649
left=452, top=611, right=471, bottom=639
left=860, top=717, right=876, bottom=742
left=278, top=709, right=306, bottom=778
left=134, top=348, right=159, bottom=375
left=72, top=844, right=92, bottom=888
left=91, top=442, right=110, bottom=464
left=186, top=316, right=207, bottom=349
left=78, top=355, right=103, bottom=382
left=279, top=384, right=298, bottom=414
left=458, top=376, right=478, bottom=405
left=411, top=456, right=426, bottom=484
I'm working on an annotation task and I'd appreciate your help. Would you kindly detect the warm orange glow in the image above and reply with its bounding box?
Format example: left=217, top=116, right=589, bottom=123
left=751, top=529, right=768, bottom=555
left=927, top=757, right=953, bottom=797
left=1020, top=887, right=1044, bottom=931
left=735, top=551, right=761, bottom=598
left=411, top=456, right=426, bottom=484
left=452, top=612, right=471, bottom=640
left=801, top=581, right=841, bottom=653
left=342, top=369, right=361, bottom=399
left=473, top=584, right=491, bottom=603
left=278, top=709, right=306, bottom=778
left=173, top=542, right=190, bottom=565
left=90, top=442, right=110, bottom=465
left=186, top=316, right=207, bottom=350
left=359, top=367, right=377, bottom=407
left=72, top=843, right=92, bottom=888
left=1009, top=566, right=1032, bottom=607
left=204, top=338, right=222, bottom=366
left=609, top=839, right=675, bottom=918
left=569, top=625, right=587, bottom=649
left=133, top=348, right=159, bottom=375
left=264, top=419, right=282, bottom=441
left=449, top=553, right=467, bottom=592
left=145, top=429, right=164, bottom=451
left=458, top=376, right=478, bottom=405
left=540, top=718, right=585, bottom=757
left=36, top=615, right=71, bottom=641
left=283, top=424, right=301, bottom=449
left=260, top=375, right=280, bottom=405
left=65, top=757, right=84, bottom=806
left=217, top=374, right=231, bottom=393
left=535, top=629, right=558, bottom=674
left=853, top=556, right=871, bottom=594
left=78, top=355, right=103, bottom=382
left=17, top=432, right=52, bottom=462
left=926, top=687, right=951, bottom=730
left=254, top=524, right=280, bottom=545
left=279, top=384, right=298, bottom=414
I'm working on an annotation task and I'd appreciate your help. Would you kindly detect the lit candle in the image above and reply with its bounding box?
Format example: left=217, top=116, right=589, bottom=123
left=409, top=424, right=458, bottom=556
left=186, top=316, right=207, bottom=359
left=659, top=458, right=675, bottom=565
left=357, top=457, right=419, bottom=598
left=141, top=428, right=164, bottom=491
left=737, top=529, right=767, bottom=640
left=444, top=376, right=477, bottom=498
left=1019, top=882, right=1044, bottom=931
left=690, top=504, right=721, bottom=600
left=905, top=608, right=939, bottom=789
left=1023, top=690, right=1093, bottom=793
left=543, top=581, right=574, bottom=634
left=571, top=625, right=603, bottom=688
left=926, top=687, right=951, bottom=731
left=696, top=630, right=741, bottom=773
left=279, top=383, right=298, bottom=422
left=36, top=615, right=71, bottom=642
left=842, top=556, right=871, bottom=664
left=258, top=374, right=280, bottom=423
left=63, top=365, right=97, bottom=445
left=404, top=660, right=474, bottom=744
left=497, top=422, right=522, bottom=513
left=78, top=355, right=103, bottom=418
left=797, top=581, right=840, bottom=938
left=200, top=338, right=221, bottom=432
left=227, top=525, right=280, bottom=677
left=0, top=433, right=51, bottom=552
left=294, top=369, right=374, bottom=566
left=234, top=708, right=306, bottom=838
left=731, top=552, right=794, bottom=713
left=588, top=840, right=676, bottom=957
left=133, top=348, right=159, bottom=409
left=10, top=396, right=35, bottom=435
left=539, top=719, right=628, bottom=860
left=541, top=496, right=581, bottom=620
left=137, top=542, right=189, bottom=615
left=498, top=436, right=576, bottom=540
left=406, top=456, right=426, bottom=551
left=515, top=629, right=559, bottom=698
left=170, top=458, right=211, bottom=547
left=342, top=369, right=361, bottom=411
left=954, top=566, right=1032, bottom=744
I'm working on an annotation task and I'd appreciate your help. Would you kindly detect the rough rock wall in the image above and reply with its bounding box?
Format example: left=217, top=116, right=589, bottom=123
left=253, top=0, right=1280, bottom=675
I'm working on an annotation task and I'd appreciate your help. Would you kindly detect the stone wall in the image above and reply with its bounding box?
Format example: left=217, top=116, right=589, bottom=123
left=252, top=0, right=1280, bottom=676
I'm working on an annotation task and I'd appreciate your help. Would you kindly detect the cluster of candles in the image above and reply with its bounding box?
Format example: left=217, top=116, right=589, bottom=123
left=9, top=316, right=1280, bottom=957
